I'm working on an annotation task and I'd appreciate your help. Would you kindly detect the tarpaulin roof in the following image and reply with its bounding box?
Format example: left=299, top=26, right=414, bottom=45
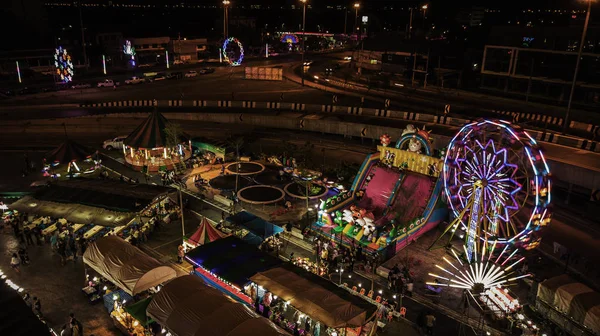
left=124, top=109, right=170, bottom=149
left=537, top=274, right=600, bottom=334
left=83, top=236, right=177, bottom=295
left=28, top=180, right=172, bottom=212
left=45, top=139, right=92, bottom=164
left=226, top=211, right=284, bottom=240
left=0, top=278, right=52, bottom=336
left=185, top=236, right=282, bottom=288
left=125, top=297, right=154, bottom=326
left=250, top=263, right=377, bottom=328
left=146, top=275, right=290, bottom=336
left=9, top=196, right=135, bottom=227
left=187, top=217, right=228, bottom=247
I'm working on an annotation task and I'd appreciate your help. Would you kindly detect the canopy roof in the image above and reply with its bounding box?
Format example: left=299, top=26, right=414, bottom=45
left=45, top=139, right=92, bottom=164
left=187, top=217, right=228, bottom=247
left=124, top=109, right=170, bottom=149
left=147, top=275, right=289, bottom=336
left=0, top=278, right=52, bottom=336
left=226, top=211, right=284, bottom=241
left=185, top=236, right=282, bottom=288
left=9, top=195, right=135, bottom=227
left=83, top=236, right=177, bottom=295
left=250, top=263, right=377, bottom=328
left=125, top=297, right=154, bottom=326
left=30, top=180, right=172, bottom=212
left=537, top=274, right=600, bottom=334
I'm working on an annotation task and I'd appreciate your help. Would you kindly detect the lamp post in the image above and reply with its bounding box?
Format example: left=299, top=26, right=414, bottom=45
left=223, top=0, right=230, bottom=39
left=564, top=0, right=592, bottom=133
left=300, top=0, right=307, bottom=86
left=421, top=4, right=428, bottom=28
left=354, top=3, right=360, bottom=35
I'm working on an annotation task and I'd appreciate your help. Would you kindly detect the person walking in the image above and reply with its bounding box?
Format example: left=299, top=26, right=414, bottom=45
left=68, top=234, right=77, bottom=262
left=10, top=253, right=20, bottom=273
left=425, top=311, right=436, bottom=335
left=24, top=227, right=34, bottom=246
left=33, top=297, right=42, bottom=317
left=177, top=245, right=185, bottom=264
left=57, top=239, right=66, bottom=266
left=50, top=231, right=59, bottom=252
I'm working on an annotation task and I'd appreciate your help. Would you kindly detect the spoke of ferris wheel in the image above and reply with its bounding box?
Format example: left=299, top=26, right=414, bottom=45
left=488, top=240, right=498, bottom=261
left=463, top=244, right=472, bottom=263
left=451, top=249, right=464, bottom=266
left=495, top=244, right=510, bottom=263
left=428, top=273, right=450, bottom=281
left=501, top=249, right=519, bottom=266
left=505, top=256, right=526, bottom=271
left=508, top=274, right=531, bottom=282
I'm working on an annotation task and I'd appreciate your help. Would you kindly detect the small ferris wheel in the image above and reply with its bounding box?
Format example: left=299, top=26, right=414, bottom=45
left=430, top=119, right=551, bottom=261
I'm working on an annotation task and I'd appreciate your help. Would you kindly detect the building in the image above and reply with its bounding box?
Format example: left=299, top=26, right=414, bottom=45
left=129, top=37, right=170, bottom=64
left=96, top=32, right=124, bottom=61
left=169, top=38, right=208, bottom=62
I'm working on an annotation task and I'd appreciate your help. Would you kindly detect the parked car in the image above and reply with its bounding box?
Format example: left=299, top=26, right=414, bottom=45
left=198, top=67, right=215, bottom=74
left=153, top=73, right=167, bottom=81
left=138, top=63, right=154, bottom=68
left=97, top=79, right=118, bottom=87
left=185, top=70, right=198, bottom=78
left=125, top=77, right=145, bottom=85
left=173, top=60, right=185, bottom=65
left=343, top=56, right=352, bottom=60
left=71, top=83, right=92, bottom=89
left=167, top=72, right=183, bottom=80
left=303, top=60, right=313, bottom=66
left=102, top=136, right=128, bottom=150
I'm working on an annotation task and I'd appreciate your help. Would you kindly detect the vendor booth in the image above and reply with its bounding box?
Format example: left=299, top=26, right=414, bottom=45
left=146, top=275, right=289, bottom=336
left=249, top=263, right=378, bottom=336
left=191, top=137, right=232, bottom=161
left=123, top=109, right=192, bottom=172
left=227, top=211, right=284, bottom=245
left=83, top=236, right=177, bottom=295
left=183, top=216, right=229, bottom=250
left=536, top=274, right=600, bottom=336
left=185, top=236, right=283, bottom=304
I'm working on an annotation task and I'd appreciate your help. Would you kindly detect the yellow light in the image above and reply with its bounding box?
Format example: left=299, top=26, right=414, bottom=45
left=354, top=3, right=360, bottom=8
left=422, top=4, right=428, bottom=9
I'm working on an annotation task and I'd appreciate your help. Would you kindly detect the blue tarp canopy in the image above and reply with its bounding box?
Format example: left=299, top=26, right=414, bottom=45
left=226, top=212, right=283, bottom=242
left=185, top=236, right=282, bottom=288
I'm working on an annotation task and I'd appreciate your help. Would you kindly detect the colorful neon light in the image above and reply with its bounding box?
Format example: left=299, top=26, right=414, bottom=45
left=102, top=55, right=106, bottom=75
left=16, top=61, right=21, bottom=83
left=166, top=50, right=169, bottom=69
left=442, top=119, right=551, bottom=249
left=222, top=37, right=244, bottom=66
left=54, top=46, right=74, bottom=83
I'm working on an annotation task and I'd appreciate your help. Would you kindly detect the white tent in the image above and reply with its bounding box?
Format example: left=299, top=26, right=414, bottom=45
left=83, top=236, right=177, bottom=295
left=147, top=275, right=289, bottom=336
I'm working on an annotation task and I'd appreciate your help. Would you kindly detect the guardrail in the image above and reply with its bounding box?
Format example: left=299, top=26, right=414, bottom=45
left=74, top=99, right=600, bottom=154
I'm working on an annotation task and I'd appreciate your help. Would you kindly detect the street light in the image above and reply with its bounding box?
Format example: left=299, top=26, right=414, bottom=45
left=564, top=0, right=593, bottom=133
left=223, top=0, right=230, bottom=39
left=354, top=3, right=360, bottom=34
left=300, top=0, right=307, bottom=86
left=422, top=4, right=428, bottom=28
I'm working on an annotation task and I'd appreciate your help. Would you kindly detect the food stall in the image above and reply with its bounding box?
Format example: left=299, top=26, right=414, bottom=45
left=249, top=264, right=378, bottom=336
left=146, top=275, right=289, bottom=336
left=183, top=216, right=228, bottom=251
left=185, top=236, right=283, bottom=305
left=83, top=236, right=177, bottom=332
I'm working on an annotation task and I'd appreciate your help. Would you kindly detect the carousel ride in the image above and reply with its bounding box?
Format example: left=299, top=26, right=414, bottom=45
left=427, top=119, right=552, bottom=318
left=313, top=125, right=448, bottom=258
left=43, top=139, right=96, bottom=178
left=122, top=109, right=191, bottom=173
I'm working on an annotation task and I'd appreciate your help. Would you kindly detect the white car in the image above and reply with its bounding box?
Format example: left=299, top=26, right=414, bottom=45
left=97, top=79, right=118, bottom=87
left=303, top=60, right=313, bottom=66
left=173, top=60, right=184, bottom=65
left=343, top=56, right=352, bottom=60
left=102, top=136, right=127, bottom=150
left=125, top=77, right=145, bottom=85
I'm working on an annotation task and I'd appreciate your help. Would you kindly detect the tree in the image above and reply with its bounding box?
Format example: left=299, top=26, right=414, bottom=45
left=164, top=122, right=183, bottom=148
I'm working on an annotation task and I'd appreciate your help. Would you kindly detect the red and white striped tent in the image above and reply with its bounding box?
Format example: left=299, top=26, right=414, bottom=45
left=537, top=274, right=600, bottom=334
left=184, top=217, right=228, bottom=249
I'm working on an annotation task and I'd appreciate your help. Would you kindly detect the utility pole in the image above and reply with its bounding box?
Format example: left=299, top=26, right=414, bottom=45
left=344, top=9, right=348, bottom=34
left=301, top=0, right=307, bottom=86
left=179, top=188, right=185, bottom=243
left=78, top=1, right=88, bottom=68
left=424, top=49, right=430, bottom=88
left=408, top=7, right=413, bottom=39
left=223, top=0, right=230, bottom=39
left=526, top=58, right=534, bottom=103
left=564, top=0, right=592, bottom=134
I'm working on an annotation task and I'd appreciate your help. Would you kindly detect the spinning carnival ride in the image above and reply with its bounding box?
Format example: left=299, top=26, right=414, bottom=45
left=427, top=119, right=552, bottom=314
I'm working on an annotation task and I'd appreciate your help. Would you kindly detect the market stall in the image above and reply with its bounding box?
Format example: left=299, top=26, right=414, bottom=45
left=249, top=263, right=378, bottom=336
left=226, top=211, right=284, bottom=245
left=185, top=236, right=283, bottom=304
left=83, top=236, right=177, bottom=296
left=183, top=216, right=229, bottom=250
left=146, top=275, right=289, bottom=336
left=123, top=109, right=192, bottom=172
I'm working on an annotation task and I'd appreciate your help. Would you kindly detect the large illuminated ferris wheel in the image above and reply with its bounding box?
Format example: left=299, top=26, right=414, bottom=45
left=430, top=119, right=552, bottom=261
